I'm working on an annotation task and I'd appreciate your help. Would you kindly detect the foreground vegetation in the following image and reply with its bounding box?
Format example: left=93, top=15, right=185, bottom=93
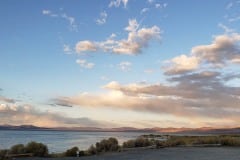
left=154, top=135, right=240, bottom=148
left=0, top=141, right=48, bottom=160
left=1, top=135, right=240, bottom=159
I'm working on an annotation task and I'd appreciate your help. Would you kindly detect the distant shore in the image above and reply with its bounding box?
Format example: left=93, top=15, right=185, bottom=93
left=1, top=125, right=240, bottom=134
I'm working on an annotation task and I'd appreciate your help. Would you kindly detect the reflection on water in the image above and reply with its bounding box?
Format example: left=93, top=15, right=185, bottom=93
left=0, top=130, right=150, bottom=152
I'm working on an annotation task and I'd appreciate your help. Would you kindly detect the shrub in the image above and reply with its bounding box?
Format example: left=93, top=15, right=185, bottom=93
left=155, top=140, right=166, bottom=148
left=25, top=141, right=48, bottom=157
left=78, top=150, right=85, bottom=156
left=0, top=149, right=8, bottom=160
left=135, top=137, right=152, bottom=147
left=87, top=137, right=120, bottom=155
left=94, top=137, right=119, bottom=153
left=165, top=138, right=186, bottom=147
left=123, top=139, right=135, bottom=148
left=65, top=146, right=79, bottom=157
left=123, top=137, right=153, bottom=148
left=87, top=145, right=97, bottom=155
left=220, top=137, right=240, bottom=146
left=107, top=137, right=119, bottom=151
left=10, top=144, right=25, bottom=154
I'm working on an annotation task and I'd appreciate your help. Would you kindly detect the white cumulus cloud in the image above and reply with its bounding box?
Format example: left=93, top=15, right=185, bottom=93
left=164, top=33, right=240, bottom=74
left=164, top=55, right=200, bottom=75
left=75, top=19, right=161, bottom=55
left=76, top=41, right=97, bottom=53
left=76, top=59, right=95, bottom=69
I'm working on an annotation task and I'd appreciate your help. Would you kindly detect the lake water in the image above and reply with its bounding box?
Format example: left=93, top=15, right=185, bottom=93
left=0, top=130, right=151, bottom=153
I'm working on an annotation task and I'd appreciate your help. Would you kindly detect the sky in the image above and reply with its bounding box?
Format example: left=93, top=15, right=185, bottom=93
left=1, top=0, right=240, bottom=128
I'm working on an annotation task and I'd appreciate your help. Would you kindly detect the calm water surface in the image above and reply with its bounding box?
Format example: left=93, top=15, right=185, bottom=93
left=0, top=130, right=151, bottom=152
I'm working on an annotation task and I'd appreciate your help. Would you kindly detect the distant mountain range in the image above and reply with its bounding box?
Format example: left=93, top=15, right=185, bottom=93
left=0, top=124, right=240, bottom=134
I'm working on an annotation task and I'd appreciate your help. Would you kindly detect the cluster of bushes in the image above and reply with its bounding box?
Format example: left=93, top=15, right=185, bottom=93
left=155, top=135, right=240, bottom=148
left=64, top=146, right=84, bottom=157
left=0, top=141, right=48, bottom=160
left=122, top=137, right=154, bottom=148
left=220, top=136, right=240, bottom=146
left=86, top=137, right=120, bottom=155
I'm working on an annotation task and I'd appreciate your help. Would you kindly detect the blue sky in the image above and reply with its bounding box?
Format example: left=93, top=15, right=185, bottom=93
left=1, top=0, right=240, bottom=128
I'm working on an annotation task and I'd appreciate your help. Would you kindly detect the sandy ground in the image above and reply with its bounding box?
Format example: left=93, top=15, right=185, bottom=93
left=17, top=147, right=240, bottom=160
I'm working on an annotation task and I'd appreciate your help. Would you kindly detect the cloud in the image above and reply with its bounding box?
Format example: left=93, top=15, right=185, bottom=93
left=155, top=3, right=168, bottom=9
left=226, top=2, right=233, bottom=10
left=141, top=8, right=150, bottom=14
left=0, top=103, right=109, bottom=127
left=75, top=19, right=161, bottom=55
left=164, top=55, right=200, bottom=75
left=61, top=13, right=78, bottom=32
left=191, top=34, right=240, bottom=65
left=118, top=61, right=132, bottom=71
left=75, top=41, right=97, bottom=53
left=147, top=0, right=155, bottom=4
left=0, top=96, right=15, bottom=103
left=228, top=16, right=240, bottom=22
left=96, top=11, right=107, bottom=25
left=218, top=23, right=234, bottom=33
left=109, top=0, right=128, bottom=8
left=42, top=10, right=51, bottom=15
left=55, top=31, right=240, bottom=128
left=42, top=10, right=58, bottom=17
left=49, top=100, right=73, bottom=107
left=63, top=44, right=72, bottom=54
left=54, top=69, right=240, bottom=127
left=42, top=9, right=78, bottom=32
left=76, top=59, right=95, bottom=69
left=164, top=33, right=240, bottom=74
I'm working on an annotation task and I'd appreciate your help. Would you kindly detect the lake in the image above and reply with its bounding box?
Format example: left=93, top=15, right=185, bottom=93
left=0, top=130, right=151, bottom=153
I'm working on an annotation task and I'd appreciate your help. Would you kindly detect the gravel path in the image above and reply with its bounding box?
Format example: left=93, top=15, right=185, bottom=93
left=17, top=147, right=240, bottom=160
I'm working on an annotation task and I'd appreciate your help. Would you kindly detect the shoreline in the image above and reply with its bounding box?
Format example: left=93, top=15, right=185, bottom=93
left=1, top=134, right=240, bottom=160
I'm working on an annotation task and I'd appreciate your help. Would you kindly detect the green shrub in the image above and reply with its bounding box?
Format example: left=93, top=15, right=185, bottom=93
left=25, top=141, right=48, bottom=157
left=10, top=144, right=25, bottom=154
left=65, top=146, right=79, bottom=157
